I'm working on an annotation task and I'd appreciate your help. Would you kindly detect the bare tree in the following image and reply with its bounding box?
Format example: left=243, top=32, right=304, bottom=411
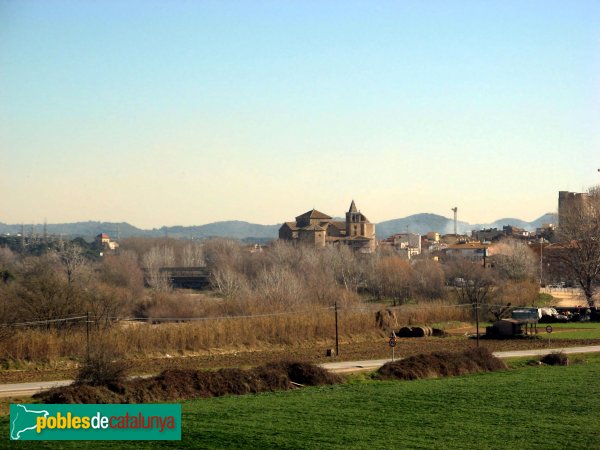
left=448, top=257, right=494, bottom=345
left=0, top=247, right=15, bottom=266
left=491, top=238, right=536, bottom=281
left=492, top=279, right=538, bottom=319
left=99, top=250, right=144, bottom=294
left=203, top=238, right=243, bottom=273
left=0, top=281, right=17, bottom=340
left=83, top=283, right=126, bottom=329
left=411, top=259, right=446, bottom=300
left=254, top=266, right=304, bottom=308
left=56, top=242, right=88, bottom=285
left=267, top=240, right=299, bottom=271
left=15, top=257, right=84, bottom=324
left=375, top=256, right=413, bottom=306
left=211, top=265, right=249, bottom=299
left=554, top=185, right=600, bottom=307
left=324, top=245, right=364, bottom=292
left=182, top=242, right=205, bottom=267
left=203, top=239, right=249, bottom=298
left=362, top=251, right=384, bottom=299
left=142, top=245, right=175, bottom=291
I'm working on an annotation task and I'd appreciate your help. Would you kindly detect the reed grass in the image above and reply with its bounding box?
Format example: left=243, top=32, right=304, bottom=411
left=1, top=300, right=471, bottom=363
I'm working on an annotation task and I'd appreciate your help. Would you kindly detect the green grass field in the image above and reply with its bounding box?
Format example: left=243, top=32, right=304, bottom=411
left=3, top=355, right=600, bottom=449
left=538, top=321, right=600, bottom=340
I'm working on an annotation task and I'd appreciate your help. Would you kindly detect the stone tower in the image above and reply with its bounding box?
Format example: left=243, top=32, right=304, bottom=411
left=345, top=200, right=375, bottom=239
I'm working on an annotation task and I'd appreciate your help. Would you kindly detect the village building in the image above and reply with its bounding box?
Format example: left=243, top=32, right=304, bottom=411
left=95, top=233, right=119, bottom=251
left=380, top=232, right=422, bottom=259
left=441, top=242, right=489, bottom=264
left=279, top=201, right=376, bottom=252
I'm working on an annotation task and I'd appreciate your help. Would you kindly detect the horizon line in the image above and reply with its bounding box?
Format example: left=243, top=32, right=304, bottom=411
left=0, top=211, right=557, bottom=231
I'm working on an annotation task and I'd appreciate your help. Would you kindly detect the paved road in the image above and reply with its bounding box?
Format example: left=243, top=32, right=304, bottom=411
left=321, top=345, right=600, bottom=373
left=1, top=345, right=600, bottom=398
left=0, top=374, right=153, bottom=398
left=0, top=380, right=72, bottom=398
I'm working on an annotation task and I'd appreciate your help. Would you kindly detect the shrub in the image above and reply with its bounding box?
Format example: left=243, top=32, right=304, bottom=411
left=540, top=352, right=569, bottom=366
left=76, top=345, right=127, bottom=387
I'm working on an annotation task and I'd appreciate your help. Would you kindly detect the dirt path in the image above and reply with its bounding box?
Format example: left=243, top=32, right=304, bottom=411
left=544, top=288, right=588, bottom=307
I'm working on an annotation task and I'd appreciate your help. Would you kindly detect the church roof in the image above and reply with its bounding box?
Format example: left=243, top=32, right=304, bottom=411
left=342, top=235, right=373, bottom=241
left=348, top=200, right=358, bottom=213
left=296, top=209, right=332, bottom=221
left=328, top=221, right=346, bottom=229
left=281, top=222, right=299, bottom=231
left=301, top=224, right=326, bottom=232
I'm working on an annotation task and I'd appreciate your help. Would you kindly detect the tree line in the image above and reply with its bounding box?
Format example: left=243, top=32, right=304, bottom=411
left=1, top=184, right=599, bottom=335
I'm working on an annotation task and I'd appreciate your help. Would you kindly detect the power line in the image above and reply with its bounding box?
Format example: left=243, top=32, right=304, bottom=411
left=5, top=302, right=533, bottom=328
left=10, top=315, right=88, bottom=327
left=117, top=307, right=334, bottom=323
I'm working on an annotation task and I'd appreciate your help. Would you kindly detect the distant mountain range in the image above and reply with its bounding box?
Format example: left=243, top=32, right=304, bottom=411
left=376, top=212, right=557, bottom=237
left=0, top=220, right=281, bottom=242
left=0, top=213, right=557, bottom=242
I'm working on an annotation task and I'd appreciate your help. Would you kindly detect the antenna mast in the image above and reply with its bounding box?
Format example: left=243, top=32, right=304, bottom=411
left=451, top=207, right=458, bottom=235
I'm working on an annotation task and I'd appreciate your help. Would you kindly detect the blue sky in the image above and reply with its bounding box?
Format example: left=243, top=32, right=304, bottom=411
left=1, top=1, right=599, bottom=228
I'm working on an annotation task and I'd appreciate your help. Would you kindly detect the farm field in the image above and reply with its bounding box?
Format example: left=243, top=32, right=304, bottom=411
left=538, top=322, right=600, bottom=340
left=2, top=354, right=600, bottom=449
left=2, top=329, right=600, bottom=384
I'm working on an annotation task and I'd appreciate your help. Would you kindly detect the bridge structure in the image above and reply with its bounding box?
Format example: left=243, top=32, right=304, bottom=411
left=143, top=266, right=211, bottom=290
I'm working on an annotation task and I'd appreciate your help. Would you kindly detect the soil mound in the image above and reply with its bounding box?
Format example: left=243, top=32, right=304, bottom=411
left=264, top=361, right=342, bottom=386
left=38, top=383, right=123, bottom=404
left=376, top=347, right=506, bottom=381
left=34, top=361, right=340, bottom=404
left=540, top=352, right=569, bottom=366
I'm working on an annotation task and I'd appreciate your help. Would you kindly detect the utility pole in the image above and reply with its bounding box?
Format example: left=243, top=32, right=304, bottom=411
left=86, top=312, right=90, bottom=362
left=115, top=223, right=121, bottom=254
left=475, top=297, right=480, bottom=347
left=334, top=300, right=339, bottom=356
left=164, top=229, right=168, bottom=264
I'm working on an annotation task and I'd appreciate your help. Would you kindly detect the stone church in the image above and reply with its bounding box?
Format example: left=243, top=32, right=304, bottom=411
left=279, top=201, right=376, bottom=252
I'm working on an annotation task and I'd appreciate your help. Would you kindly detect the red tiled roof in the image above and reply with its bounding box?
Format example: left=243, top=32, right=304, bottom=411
left=446, top=243, right=488, bottom=250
